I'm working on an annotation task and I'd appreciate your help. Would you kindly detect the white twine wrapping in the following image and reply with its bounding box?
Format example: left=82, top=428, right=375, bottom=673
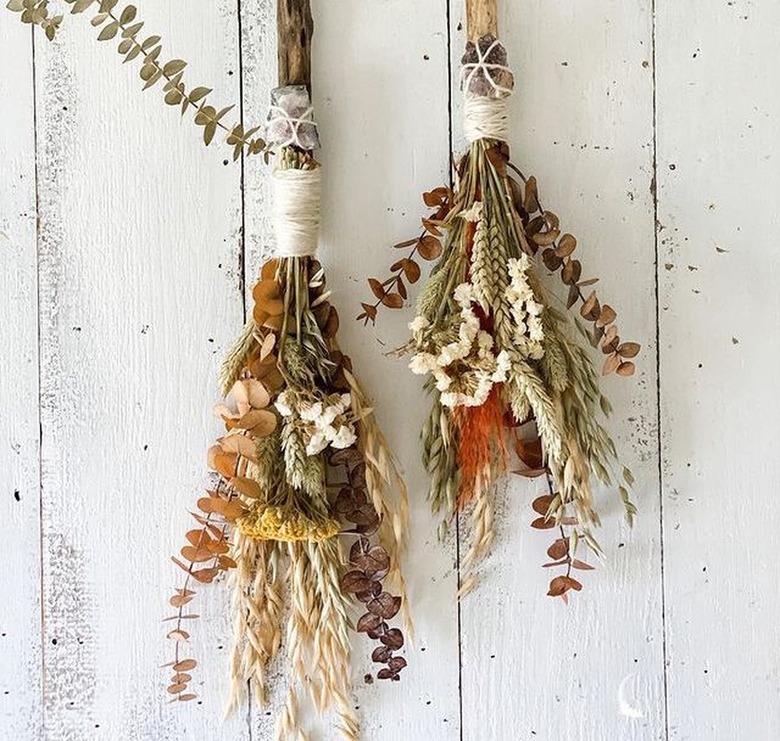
left=464, top=96, right=509, bottom=143
left=272, top=167, right=321, bottom=258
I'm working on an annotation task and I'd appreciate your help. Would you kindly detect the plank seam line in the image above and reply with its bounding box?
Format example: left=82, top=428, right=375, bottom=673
left=650, top=1, right=671, bottom=738
left=236, top=0, right=252, bottom=735
left=30, top=19, right=47, bottom=740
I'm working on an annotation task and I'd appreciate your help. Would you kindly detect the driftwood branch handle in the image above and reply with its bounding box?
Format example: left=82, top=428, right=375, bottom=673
left=277, top=0, right=314, bottom=88
left=466, top=0, right=498, bottom=39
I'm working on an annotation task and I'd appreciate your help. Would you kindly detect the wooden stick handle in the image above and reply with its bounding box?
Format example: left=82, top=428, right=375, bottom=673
left=466, top=0, right=498, bottom=39
left=277, top=0, right=314, bottom=88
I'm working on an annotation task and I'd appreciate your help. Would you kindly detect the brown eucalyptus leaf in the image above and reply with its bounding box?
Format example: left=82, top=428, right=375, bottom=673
left=567, top=284, right=580, bottom=309
left=531, top=516, right=556, bottom=530
left=532, top=229, right=561, bottom=247
left=381, top=628, right=404, bottom=650
left=387, top=657, right=407, bottom=672
left=555, top=233, right=577, bottom=258
left=368, top=278, right=386, bottom=300
left=418, top=236, right=442, bottom=260
left=526, top=215, right=544, bottom=236
left=580, top=292, right=600, bottom=320
left=219, top=434, right=258, bottom=462
left=617, top=361, right=636, bottom=377
left=597, top=305, right=617, bottom=328
left=167, top=629, right=189, bottom=642
left=532, top=495, right=554, bottom=516
left=376, top=668, right=398, bottom=681
left=357, top=612, right=383, bottom=633
left=177, top=694, right=197, bottom=702
left=542, top=248, right=562, bottom=271
left=382, top=292, right=404, bottom=309
left=355, top=582, right=383, bottom=603
left=340, top=570, right=374, bottom=594
left=367, top=622, right=388, bottom=640
left=547, top=576, right=569, bottom=597
left=231, top=476, right=263, bottom=499
left=173, top=659, right=197, bottom=672
left=352, top=546, right=390, bottom=575
left=561, top=259, right=582, bottom=285
left=603, top=353, right=621, bottom=376
left=572, top=559, right=595, bottom=571
left=403, top=259, right=421, bottom=284
left=180, top=545, right=212, bottom=564
left=617, top=342, right=641, bottom=358
left=191, top=568, right=219, bottom=584
left=561, top=576, right=583, bottom=591
left=372, top=646, right=393, bottom=663
left=523, top=176, right=539, bottom=213
left=169, top=593, right=194, bottom=609
left=547, top=538, right=569, bottom=561
left=167, top=683, right=187, bottom=694
left=237, top=409, right=277, bottom=437
left=366, top=592, right=402, bottom=620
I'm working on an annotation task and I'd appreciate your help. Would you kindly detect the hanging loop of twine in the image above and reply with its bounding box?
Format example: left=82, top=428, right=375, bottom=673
left=272, top=167, right=321, bottom=258
left=461, top=36, right=515, bottom=143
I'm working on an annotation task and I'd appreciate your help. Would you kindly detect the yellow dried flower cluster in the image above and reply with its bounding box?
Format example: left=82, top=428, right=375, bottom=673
left=237, top=504, right=340, bottom=543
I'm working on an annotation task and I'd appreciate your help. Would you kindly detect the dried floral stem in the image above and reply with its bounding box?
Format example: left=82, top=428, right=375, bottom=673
left=7, top=0, right=266, bottom=160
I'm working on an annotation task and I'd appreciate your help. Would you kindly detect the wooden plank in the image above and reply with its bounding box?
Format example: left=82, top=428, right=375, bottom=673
left=33, top=3, right=248, bottom=738
left=656, top=2, right=780, bottom=738
left=452, top=2, right=666, bottom=739
left=0, top=22, right=43, bottom=740
left=239, top=0, right=461, bottom=737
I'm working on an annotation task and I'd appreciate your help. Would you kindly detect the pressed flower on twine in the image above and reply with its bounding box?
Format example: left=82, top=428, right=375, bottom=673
left=360, top=30, right=641, bottom=601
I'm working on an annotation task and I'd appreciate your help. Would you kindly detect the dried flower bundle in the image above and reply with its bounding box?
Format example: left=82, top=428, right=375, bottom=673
left=361, top=26, right=640, bottom=599
left=166, top=231, right=410, bottom=736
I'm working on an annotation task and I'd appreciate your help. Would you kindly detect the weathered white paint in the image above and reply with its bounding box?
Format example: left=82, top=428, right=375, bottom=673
left=0, top=20, right=42, bottom=741
left=1, top=0, right=776, bottom=739
left=656, top=2, right=780, bottom=739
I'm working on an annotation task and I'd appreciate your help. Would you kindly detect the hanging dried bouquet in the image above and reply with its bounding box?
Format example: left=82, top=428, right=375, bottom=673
left=360, top=0, right=640, bottom=599
left=8, top=1, right=411, bottom=737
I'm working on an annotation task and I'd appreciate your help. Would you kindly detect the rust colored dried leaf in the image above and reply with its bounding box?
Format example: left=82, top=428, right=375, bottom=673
left=597, top=305, right=617, bottom=328
left=532, top=495, right=554, bottom=516
left=562, top=259, right=582, bottom=285
left=167, top=683, right=187, bottom=694
left=382, top=292, right=404, bottom=309
left=340, top=570, right=374, bottom=594
left=368, top=278, right=386, bottom=300
left=572, top=559, right=595, bottom=571
left=231, top=476, right=263, bottom=499
left=542, top=248, right=563, bottom=271
left=617, top=342, right=641, bottom=358
left=366, top=592, right=402, bottom=620
left=547, top=576, right=569, bottom=597
left=418, top=236, right=442, bottom=261
left=580, top=292, right=601, bottom=320
left=167, top=629, right=190, bottom=642
left=547, top=538, right=569, bottom=561
left=532, top=228, right=561, bottom=247
left=357, top=612, right=383, bottom=633
left=381, top=628, right=404, bottom=650
left=531, top=516, right=556, bottom=530
left=404, top=259, right=421, bottom=283
left=173, top=659, right=197, bottom=672
left=555, top=233, right=577, bottom=258
left=617, top=361, right=636, bottom=377
left=372, top=646, right=392, bottom=663
left=603, top=353, right=621, bottom=376
left=177, top=694, right=197, bottom=702
left=523, top=176, right=539, bottom=213
left=180, top=545, right=212, bottom=563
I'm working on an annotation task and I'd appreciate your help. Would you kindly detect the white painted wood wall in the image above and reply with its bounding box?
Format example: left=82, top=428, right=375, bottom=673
left=1, top=1, right=776, bottom=739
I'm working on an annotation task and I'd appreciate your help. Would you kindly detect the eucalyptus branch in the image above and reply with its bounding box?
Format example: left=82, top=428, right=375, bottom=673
left=6, top=0, right=266, bottom=160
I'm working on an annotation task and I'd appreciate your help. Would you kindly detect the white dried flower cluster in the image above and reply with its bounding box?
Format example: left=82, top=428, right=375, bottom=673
left=275, top=391, right=357, bottom=455
left=506, top=255, right=545, bottom=359
left=408, top=283, right=510, bottom=409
